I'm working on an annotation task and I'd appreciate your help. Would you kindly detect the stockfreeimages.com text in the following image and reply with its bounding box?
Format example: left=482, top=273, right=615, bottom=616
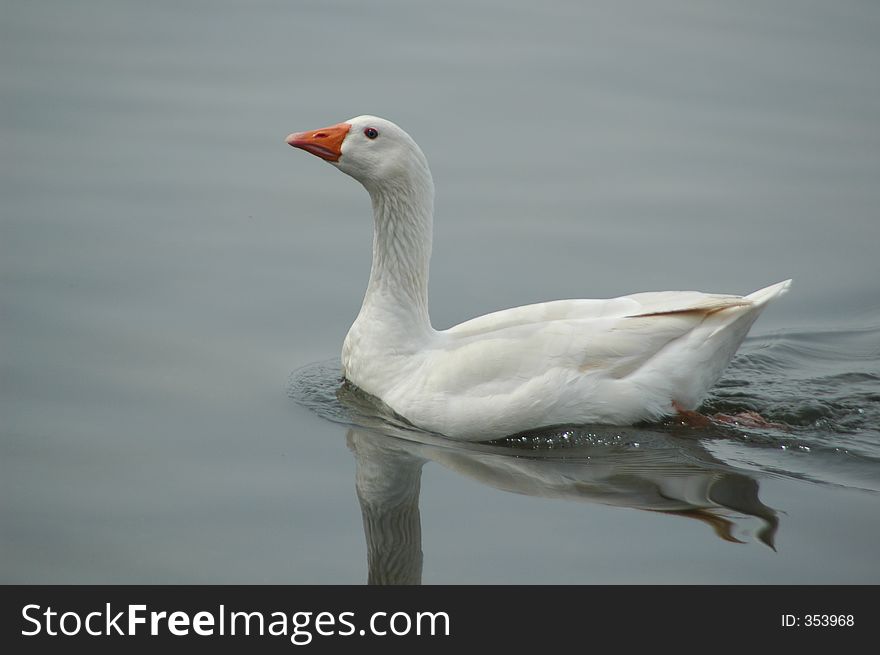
left=21, top=603, right=450, bottom=645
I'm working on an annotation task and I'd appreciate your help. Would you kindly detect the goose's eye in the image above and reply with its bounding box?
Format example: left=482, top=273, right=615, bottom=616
left=364, top=127, right=379, bottom=139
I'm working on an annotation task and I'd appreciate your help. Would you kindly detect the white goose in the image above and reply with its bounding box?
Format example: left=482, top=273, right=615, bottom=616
left=287, top=115, right=790, bottom=441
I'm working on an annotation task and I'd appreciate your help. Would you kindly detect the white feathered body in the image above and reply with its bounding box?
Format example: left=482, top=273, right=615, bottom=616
left=343, top=281, right=790, bottom=440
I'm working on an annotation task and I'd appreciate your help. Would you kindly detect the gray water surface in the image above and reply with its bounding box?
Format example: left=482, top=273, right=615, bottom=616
left=3, top=1, right=879, bottom=583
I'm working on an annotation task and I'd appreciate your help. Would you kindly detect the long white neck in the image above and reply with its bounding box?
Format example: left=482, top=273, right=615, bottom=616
left=356, top=169, right=435, bottom=340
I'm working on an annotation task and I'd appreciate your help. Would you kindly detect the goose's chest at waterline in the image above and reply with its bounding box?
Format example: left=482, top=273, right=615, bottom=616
left=341, top=320, right=433, bottom=399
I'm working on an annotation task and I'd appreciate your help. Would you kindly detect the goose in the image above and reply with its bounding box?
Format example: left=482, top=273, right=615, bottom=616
left=286, top=115, right=790, bottom=441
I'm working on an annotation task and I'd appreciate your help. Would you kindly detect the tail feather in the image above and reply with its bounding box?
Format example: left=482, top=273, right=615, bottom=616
left=745, top=279, right=792, bottom=307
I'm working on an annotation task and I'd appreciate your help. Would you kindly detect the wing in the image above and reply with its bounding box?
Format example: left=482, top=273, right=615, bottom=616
left=444, top=291, right=747, bottom=338
left=432, top=310, right=710, bottom=396
left=432, top=282, right=790, bottom=396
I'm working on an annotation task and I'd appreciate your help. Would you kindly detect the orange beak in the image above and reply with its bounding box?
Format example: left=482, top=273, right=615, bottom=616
left=286, top=122, right=351, bottom=162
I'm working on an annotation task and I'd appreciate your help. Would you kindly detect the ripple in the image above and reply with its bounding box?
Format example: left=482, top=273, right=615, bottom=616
left=287, top=361, right=350, bottom=424
left=701, top=322, right=880, bottom=461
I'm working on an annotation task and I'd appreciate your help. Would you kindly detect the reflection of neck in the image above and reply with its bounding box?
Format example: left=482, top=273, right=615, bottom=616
left=352, top=432, right=425, bottom=585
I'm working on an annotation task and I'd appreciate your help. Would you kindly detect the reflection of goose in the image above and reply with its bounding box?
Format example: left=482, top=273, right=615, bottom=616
left=286, top=115, right=790, bottom=440
left=350, top=433, right=424, bottom=585
left=347, top=423, right=778, bottom=585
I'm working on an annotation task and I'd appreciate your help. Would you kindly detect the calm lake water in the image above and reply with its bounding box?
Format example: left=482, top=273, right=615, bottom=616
left=3, top=1, right=879, bottom=583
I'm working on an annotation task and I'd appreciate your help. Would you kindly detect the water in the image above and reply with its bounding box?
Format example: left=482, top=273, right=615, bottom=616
left=3, top=1, right=879, bottom=583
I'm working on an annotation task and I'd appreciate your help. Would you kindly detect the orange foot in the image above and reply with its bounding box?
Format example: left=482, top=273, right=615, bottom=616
left=670, top=401, right=713, bottom=428
left=670, top=402, right=787, bottom=430
left=711, top=410, right=788, bottom=430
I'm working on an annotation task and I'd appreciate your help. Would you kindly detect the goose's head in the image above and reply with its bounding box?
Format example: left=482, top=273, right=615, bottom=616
left=286, top=115, right=431, bottom=191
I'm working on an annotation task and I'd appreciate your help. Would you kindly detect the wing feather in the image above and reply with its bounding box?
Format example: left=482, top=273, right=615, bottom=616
left=435, top=292, right=761, bottom=391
